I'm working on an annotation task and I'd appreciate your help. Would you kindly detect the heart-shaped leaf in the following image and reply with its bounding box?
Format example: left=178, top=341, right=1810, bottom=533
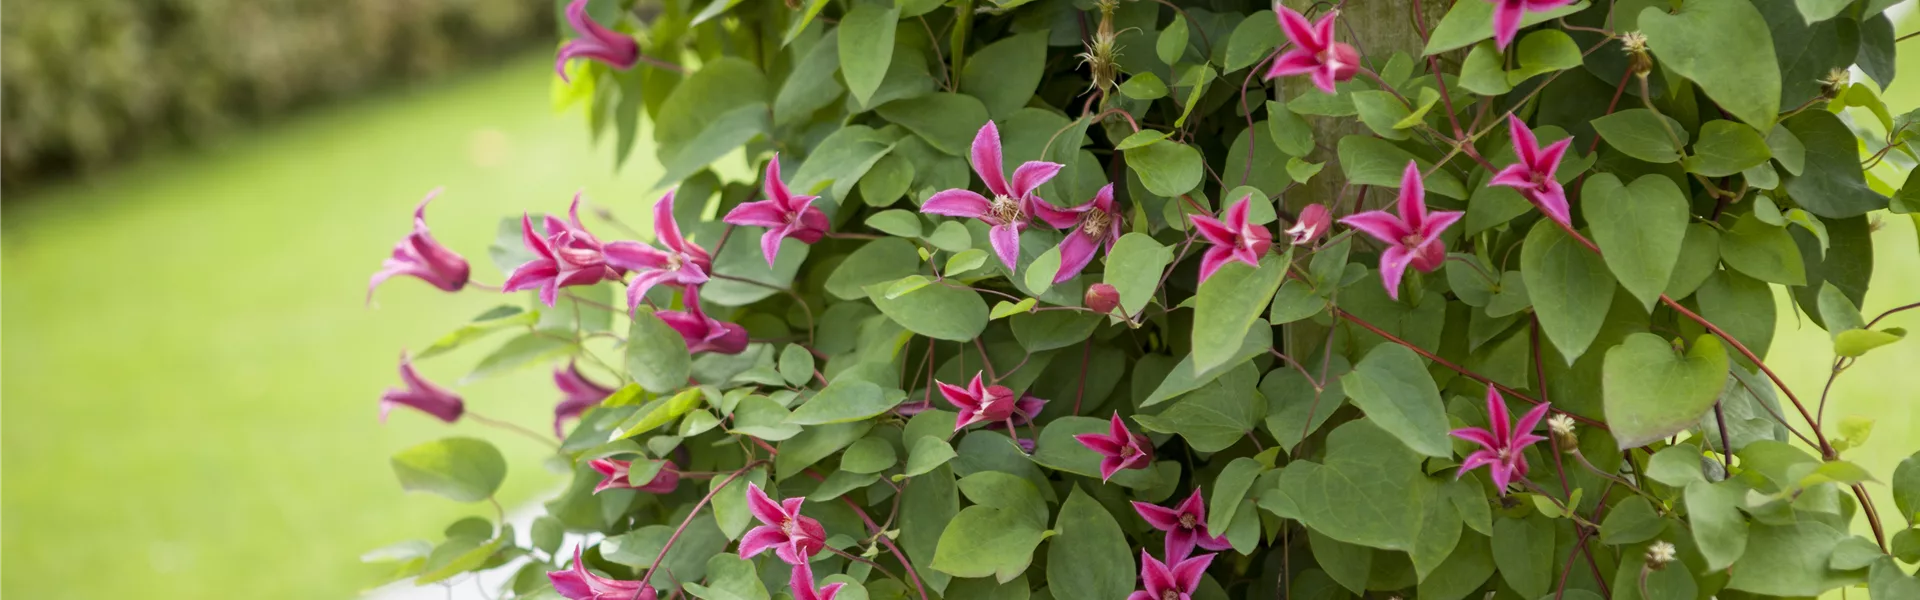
left=1603, top=333, right=1732, bottom=448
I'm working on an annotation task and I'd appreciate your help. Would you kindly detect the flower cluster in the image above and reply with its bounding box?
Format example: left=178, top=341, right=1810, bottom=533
left=1127, top=490, right=1227, bottom=600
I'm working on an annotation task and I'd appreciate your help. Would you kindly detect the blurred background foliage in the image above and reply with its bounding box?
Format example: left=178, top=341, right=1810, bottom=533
left=0, top=0, right=554, bottom=189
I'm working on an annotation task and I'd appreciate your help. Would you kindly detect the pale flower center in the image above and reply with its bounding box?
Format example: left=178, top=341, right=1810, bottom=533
left=665, top=253, right=685, bottom=271
left=781, top=518, right=799, bottom=537
left=1178, top=514, right=1197, bottom=529
left=1081, top=209, right=1112, bottom=236
left=990, top=195, right=1024, bottom=223
left=1400, top=233, right=1423, bottom=247
left=1119, top=444, right=1138, bottom=458
left=1162, top=591, right=1178, bottom=600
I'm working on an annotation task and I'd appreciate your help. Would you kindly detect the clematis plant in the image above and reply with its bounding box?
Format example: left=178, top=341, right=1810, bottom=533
left=1450, top=387, right=1552, bottom=495
left=504, top=194, right=625, bottom=307
left=921, top=122, right=1062, bottom=269
left=551, top=362, right=617, bottom=437
left=1133, top=490, right=1232, bottom=562
left=739, top=483, right=826, bottom=565
left=1264, top=6, right=1360, bottom=94
left=554, top=0, right=639, bottom=81
left=1073, top=412, right=1154, bottom=481
left=603, top=191, right=712, bottom=313
left=723, top=154, right=830, bottom=266
left=1187, top=195, right=1273, bottom=283
left=1339, top=161, right=1461, bottom=299
left=368, top=188, right=469, bottom=301
left=548, top=547, right=651, bottom=600
left=1488, top=116, right=1573, bottom=228
left=1128, top=551, right=1214, bottom=600
left=1032, top=183, right=1123, bottom=283
left=379, top=353, right=463, bottom=424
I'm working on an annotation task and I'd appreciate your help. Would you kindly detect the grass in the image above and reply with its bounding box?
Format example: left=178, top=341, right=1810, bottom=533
left=1, top=54, right=670, bottom=600
left=3, top=46, right=1919, bottom=600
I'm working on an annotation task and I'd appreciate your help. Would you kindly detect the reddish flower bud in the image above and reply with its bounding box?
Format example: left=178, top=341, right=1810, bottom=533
left=380, top=353, right=464, bottom=424
left=1286, top=203, right=1332, bottom=246
left=589, top=458, right=681, bottom=495
left=369, top=189, right=470, bottom=301
left=1086, top=283, right=1121, bottom=314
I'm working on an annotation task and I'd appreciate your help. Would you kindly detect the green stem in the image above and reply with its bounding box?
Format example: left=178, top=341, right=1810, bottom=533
left=950, top=0, right=973, bottom=87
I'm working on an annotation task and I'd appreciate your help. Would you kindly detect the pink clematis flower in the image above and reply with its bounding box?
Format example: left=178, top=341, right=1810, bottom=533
left=1488, top=0, right=1576, bottom=50
left=1132, top=489, right=1232, bottom=562
left=1188, top=195, right=1273, bottom=284
left=1450, top=387, right=1552, bottom=495
left=1126, top=551, right=1214, bottom=600
left=655, top=285, right=749, bottom=355
left=504, top=194, right=627, bottom=307
left=921, top=121, right=1064, bottom=270
left=1263, top=7, right=1360, bottom=94
left=1285, top=203, right=1331, bottom=246
left=1032, top=183, right=1124, bottom=283
left=937, top=372, right=1023, bottom=430
left=1487, top=116, right=1573, bottom=228
left=723, top=155, right=831, bottom=266
left=1074, top=413, right=1155, bottom=482
left=790, top=561, right=846, bottom=600
left=549, top=546, right=653, bottom=600
left=1339, top=161, right=1463, bottom=300
left=603, top=190, right=714, bottom=314
left=589, top=458, right=682, bottom=495
left=369, top=188, right=470, bottom=302
left=555, top=0, right=640, bottom=82
left=553, top=362, right=618, bottom=437
left=380, top=353, right=464, bottom=424
left=740, top=482, right=827, bottom=565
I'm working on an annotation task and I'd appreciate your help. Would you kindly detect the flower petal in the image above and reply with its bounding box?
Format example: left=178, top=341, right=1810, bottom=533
left=745, top=482, right=787, bottom=525
left=1450, top=427, right=1500, bottom=451
left=759, top=226, right=791, bottom=268
left=1265, top=49, right=1321, bottom=79
left=1052, top=230, right=1101, bottom=283
left=724, top=200, right=790, bottom=228
left=1188, top=213, right=1238, bottom=247
left=1492, top=0, right=1524, bottom=49
left=1509, top=115, right=1541, bottom=168
left=1396, top=161, right=1428, bottom=231
left=1338, top=211, right=1412, bottom=245
left=921, top=189, right=993, bottom=219
left=1009, top=161, right=1063, bottom=201
left=1378, top=245, right=1415, bottom=300
left=1132, top=501, right=1184, bottom=531
left=1171, top=553, right=1216, bottom=592
left=654, top=190, right=690, bottom=253
left=1075, top=431, right=1123, bottom=455
left=1276, top=7, right=1320, bottom=51
left=972, top=122, right=1011, bottom=197
left=764, top=154, right=794, bottom=208
left=1534, top=138, right=1572, bottom=175
left=989, top=223, right=1023, bottom=270
left=1513, top=402, right=1554, bottom=441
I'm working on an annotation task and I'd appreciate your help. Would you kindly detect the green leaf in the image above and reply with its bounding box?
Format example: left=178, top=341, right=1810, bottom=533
left=1022, top=245, right=1063, bottom=295
left=1268, top=279, right=1324, bottom=324
left=1285, top=158, right=1324, bottom=183
left=1339, top=344, right=1451, bottom=458
left=729, top=396, right=803, bottom=440
left=1010, top=311, right=1101, bottom=352
left=1583, top=173, right=1688, bottom=310
left=776, top=421, right=873, bottom=478
left=787, top=380, right=899, bottom=425
left=1894, top=452, right=1920, bottom=524
left=1782, top=110, right=1891, bottom=218
left=1393, top=88, right=1442, bottom=130
left=1721, top=211, right=1806, bottom=285
left=841, top=437, right=898, bottom=474
left=1639, top=0, right=1781, bottom=129
left=1603, top=334, right=1731, bottom=448
left=1599, top=496, right=1665, bottom=545
left=1591, top=109, right=1688, bottom=163
left=1103, top=233, right=1173, bottom=316
left=1686, top=479, right=1751, bottom=571
left=782, top=0, right=834, bottom=45
left=1665, top=224, right=1723, bottom=298
left=1134, top=363, right=1265, bottom=452
left=654, top=104, right=771, bottom=188
left=1047, top=487, right=1134, bottom=600
left=1418, top=532, right=1495, bottom=600
left=1157, top=17, right=1189, bottom=66
left=1120, top=73, right=1168, bottom=100
left=865, top=281, right=987, bottom=341
left=1267, top=102, right=1313, bottom=155
left=1192, top=253, right=1286, bottom=373
left=961, top=32, right=1048, bottom=119
left=839, top=4, right=899, bottom=107
left=779, top=344, right=815, bottom=387
left=1028, top=417, right=1162, bottom=488
left=710, top=467, right=767, bottom=540
left=1206, top=458, right=1265, bottom=534
left=946, top=249, right=990, bottom=276
left=885, top=275, right=933, bottom=299
left=866, top=209, right=924, bottom=238
left=1646, top=444, right=1708, bottom=487
left=931, top=505, right=1054, bottom=582
left=1835, top=328, right=1906, bottom=357
left=1225, top=11, right=1284, bottom=72
left=1352, top=91, right=1412, bottom=140
left=627, top=311, right=693, bottom=393
left=861, top=154, right=915, bottom=207
left=1506, top=30, right=1583, bottom=83
left=991, top=298, right=1037, bottom=319
left=1336, top=136, right=1467, bottom=199
left=1459, top=41, right=1512, bottom=96
left=615, top=387, right=706, bottom=439
left=1142, top=320, right=1271, bottom=407
left=1114, top=130, right=1171, bottom=151
left=465, top=332, right=574, bottom=383
left=877, top=93, right=992, bottom=157
left=1796, top=0, right=1852, bottom=23
left=417, top=306, right=537, bottom=360
left=1521, top=222, right=1617, bottom=362
left=828, top=238, right=922, bottom=300
left=684, top=554, right=770, bottom=600
left=1126, top=141, right=1204, bottom=197
left=1492, top=516, right=1555, bottom=598
left=602, top=513, right=729, bottom=587
left=1277, top=421, right=1453, bottom=570
left=1684, top=120, right=1772, bottom=177
left=1424, top=0, right=1589, bottom=54
left=1725, top=522, right=1865, bottom=596
left=1260, top=356, right=1349, bottom=450
left=390, top=437, right=507, bottom=503
left=902, top=436, right=958, bottom=477
left=1817, top=283, right=1867, bottom=335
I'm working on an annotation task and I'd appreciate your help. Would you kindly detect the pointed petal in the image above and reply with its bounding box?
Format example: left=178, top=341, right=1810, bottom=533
left=623, top=271, right=674, bottom=314
left=724, top=200, right=790, bottom=228
left=759, top=226, right=790, bottom=267
left=764, top=154, right=794, bottom=207
left=921, top=189, right=993, bottom=219
left=1178, top=488, right=1207, bottom=519
left=972, top=122, right=1011, bottom=197
left=1171, top=553, right=1216, bottom=591
left=1513, top=402, right=1554, bottom=440
left=521, top=214, right=555, bottom=260
left=1509, top=115, right=1540, bottom=167
left=1486, top=386, right=1514, bottom=448
left=1029, top=195, right=1088, bottom=229
left=1397, top=161, right=1428, bottom=231
left=601, top=242, right=670, bottom=272
left=1098, top=457, right=1123, bottom=482
left=1450, top=427, right=1500, bottom=451
left=1052, top=230, right=1101, bottom=283
left=1132, top=501, right=1184, bottom=531
left=937, top=381, right=980, bottom=411
left=654, top=190, right=690, bottom=253
left=1378, top=245, right=1415, bottom=300
left=1276, top=7, right=1319, bottom=50
left=1458, top=451, right=1500, bottom=477
left=1140, top=551, right=1177, bottom=593
left=1223, top=196, right=1252, bottom=230
left=1196, top=246, right=1233, bottom=284
left=1417, top=210, right=1463, bottom=244
left=1188, top=214, right=1239, bottom=246
left=745, top=482, right=787, bottom=525
left=1164, top=529, right=1199, bottom=564
left=1492, top=0, right=1524, bottom=49
left=989, top=223, right=1022, bottom=270
left=1009, top=161, right=1063, bottom=200
left=1311, top=67, right=1338, bottom=94
left=1338, top=211, right=1413, bottom=245
left=1534, top=138, right=1572, bottom=175
left=1530, top=183, right=1572, bottom=228
left=1076, top=432, right=1124, bottom=455
left=1265, top=50, right=1321, bottom=79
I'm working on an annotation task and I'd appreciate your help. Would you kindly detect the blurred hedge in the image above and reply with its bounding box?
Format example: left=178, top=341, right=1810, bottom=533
left=0, top=0, right=554, bottom=188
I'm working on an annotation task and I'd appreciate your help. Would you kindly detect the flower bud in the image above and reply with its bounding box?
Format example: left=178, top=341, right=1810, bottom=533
left=1548, top=414, right=1578, bottom=449
left=1285, top=203, right=1331, bottom=246
left=1086, top=283, right=1121, bottom=314
left=1645, top=541, right=1677, bottom=571
left=1619, top=32, right=1652, bottom=78
left=1821, top=68, right=1850, bottom=99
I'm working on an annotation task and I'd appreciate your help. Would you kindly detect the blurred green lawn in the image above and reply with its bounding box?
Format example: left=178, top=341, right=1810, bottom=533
left=2, top=55, right=669, bottom=600
left=3, top=47, right=1919, bottom=600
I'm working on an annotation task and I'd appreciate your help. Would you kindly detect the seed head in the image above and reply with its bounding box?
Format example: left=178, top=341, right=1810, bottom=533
left=1645, top=541, right=1677, bottom=570
left=1619, top=32, right=1653, bottom=77
left=1548, top=414, right=1578, bottom=448
left=1821, top=68, right=1851, bottom=99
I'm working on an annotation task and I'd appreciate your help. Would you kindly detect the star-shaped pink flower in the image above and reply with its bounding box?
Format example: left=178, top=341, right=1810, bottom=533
left=1074, top=413, right=1154, bottom=482
left=1339, top=161, right=1462, bottom=300
left=739, top=482, right=827, bottom=565
left=553, top=362, right=617, bottom=437
left=937, top=372, right=1022, bottom=430
left=1126, top=550, right=1214, bottom=600
left=1285, top=203, right=1331, bottom=246
left=723, top=154, right=831, bottom=266
left=380, top=353, right=464, bottom=424
left=549, top=546, right=652, bottom=600
left=603, top=190, right=714, bottom=314
left=1488, top=115, right=1573, bottom=228
left=555, top=0, right=640, bottom=82
left=921, top=121, right=1063, bottom=270
left=504, top=193, right=628, bottom=307
left=369, top=188, right=470, bottom=302
left=655, top=285, right=749, bottom=355
left=1450, top=387, right=1551, bottom=494
left=1188, top=195, right=1273, bottom=284
left=1488, top=0, right=1576, bottom=50
left=589, top=458, right=682, bottom=495
left=1032, top=183, right=1123, bottom=283
left=790, top=561, right=845, bottom=600
left=1132, top=489, right=1232, bottom=562
left=1263, top=7, right=1360, bottom=94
